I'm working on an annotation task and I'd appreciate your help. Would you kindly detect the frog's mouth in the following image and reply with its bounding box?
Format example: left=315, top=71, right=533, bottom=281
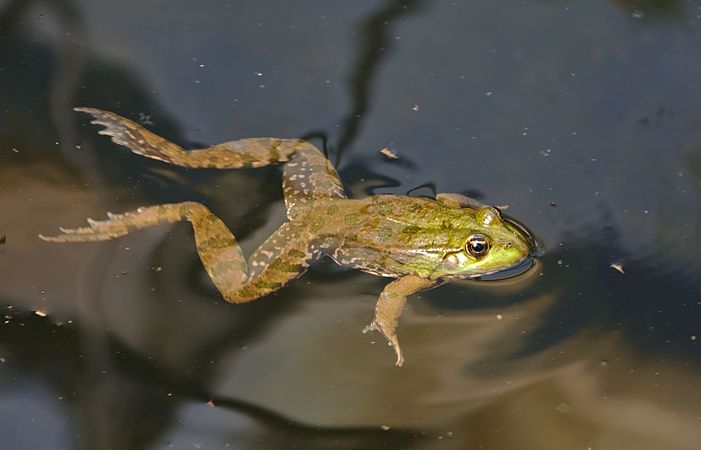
left=473, top=257, right=535, bottom=281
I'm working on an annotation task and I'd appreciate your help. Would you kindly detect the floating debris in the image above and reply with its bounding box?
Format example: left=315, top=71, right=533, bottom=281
left=34, top=309, right=48, bottom=317
left=496, top=314, right=503, bottom=320
left=610, top=263, right=625, bottom=274
left=410, top=104, right=420, bottom=112
left=11, top=148, right=20, bottom=153
left=381, top=425, right=391, bottom=431
left=207, top=400, right=216, bottom=408
left=138, top=113, right=154, bottom=126
left=379, top=147, right=399, bottom=160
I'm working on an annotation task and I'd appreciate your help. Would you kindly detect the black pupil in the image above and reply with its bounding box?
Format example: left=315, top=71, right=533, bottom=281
left=470, top=240, right=486, bottom=253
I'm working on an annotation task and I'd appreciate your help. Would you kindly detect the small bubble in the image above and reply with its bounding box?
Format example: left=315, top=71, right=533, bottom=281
left=556, top=403, right=572, bottom=414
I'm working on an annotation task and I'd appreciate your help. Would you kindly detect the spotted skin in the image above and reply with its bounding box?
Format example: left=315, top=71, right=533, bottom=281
left=75, top=107, right=306, bottom=169
left=282, top=147, right=346, bottom=219
left=40, top=203, right=323, bottom=303
left=74, top=107, right=346, bottom=220
left=41, top=108, right=535, bottom=366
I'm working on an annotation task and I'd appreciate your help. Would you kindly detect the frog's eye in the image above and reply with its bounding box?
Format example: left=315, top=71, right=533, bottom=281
left=466, top=234, right=490, bottom=258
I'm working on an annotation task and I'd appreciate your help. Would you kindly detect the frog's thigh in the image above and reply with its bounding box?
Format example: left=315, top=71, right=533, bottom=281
left=363, top=275, right=436, bottom=367
left=75, top=107, right=307, bottom=169
left=282, top=146, right=346, bottom=219
left=233, top=222, right=325, bottom=302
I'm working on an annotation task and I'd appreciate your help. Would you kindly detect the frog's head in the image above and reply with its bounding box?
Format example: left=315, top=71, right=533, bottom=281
left=434, top=207, right=535, bottom=280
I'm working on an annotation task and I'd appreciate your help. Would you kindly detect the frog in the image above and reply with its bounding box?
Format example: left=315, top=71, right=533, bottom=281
left=40, top=107, right=536, bottom=366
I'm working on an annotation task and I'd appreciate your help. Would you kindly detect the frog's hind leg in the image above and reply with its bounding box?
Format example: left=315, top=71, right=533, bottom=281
left=75, top=107, right=314, bottom=169
left=282, top=144, right=347, bottom=219
left=40, top=202, right=321, bottom=303
left=75, top=107, right=349, bottom=217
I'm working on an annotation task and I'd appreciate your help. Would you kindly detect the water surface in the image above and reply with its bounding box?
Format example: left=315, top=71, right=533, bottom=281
left=2, top=0, right=701, bottom=449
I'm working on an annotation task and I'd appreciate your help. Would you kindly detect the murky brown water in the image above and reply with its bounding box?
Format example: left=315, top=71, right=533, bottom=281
left=2, top=0, right=701, bottom=449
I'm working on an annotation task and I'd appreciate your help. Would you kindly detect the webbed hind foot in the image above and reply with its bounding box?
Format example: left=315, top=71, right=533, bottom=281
left=39, top=205, right=185, bottom=242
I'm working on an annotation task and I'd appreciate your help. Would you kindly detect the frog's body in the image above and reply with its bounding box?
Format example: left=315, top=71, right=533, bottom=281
left=41, top=108, right=535, bottom=366
left=321, top=195, right=531, bottom=280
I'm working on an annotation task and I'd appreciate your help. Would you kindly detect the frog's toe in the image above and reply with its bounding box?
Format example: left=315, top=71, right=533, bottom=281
left=386, top=333, right=404, bottom=367
left=362, top=320, right=380, bottom=335
left=39, top=230, right=121, bottom=242
left=394, top=348, right=404, bottom=367
left=39, top=213, right=133, bottom=242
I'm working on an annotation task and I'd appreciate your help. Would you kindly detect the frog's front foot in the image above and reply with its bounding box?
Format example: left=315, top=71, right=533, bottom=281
left=363, top=319, right=404, bottom=367
left=364, top=275, right=436, bottom=367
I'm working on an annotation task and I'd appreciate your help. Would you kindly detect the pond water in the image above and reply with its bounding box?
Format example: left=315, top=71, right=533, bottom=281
left=2, top=0, right=701, bottom=449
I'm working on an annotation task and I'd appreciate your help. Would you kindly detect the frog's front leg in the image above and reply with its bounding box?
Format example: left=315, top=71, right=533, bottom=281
left=363, top=275, right=437, bottom=367
left=40, top=202, right=322, bottom=303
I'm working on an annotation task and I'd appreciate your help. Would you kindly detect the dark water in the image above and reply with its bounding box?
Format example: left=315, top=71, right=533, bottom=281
left=2, top=0, right=701, bottom=449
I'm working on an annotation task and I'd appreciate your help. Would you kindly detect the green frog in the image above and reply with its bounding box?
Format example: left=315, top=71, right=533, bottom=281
left=40, top=108, right=535, bottom=366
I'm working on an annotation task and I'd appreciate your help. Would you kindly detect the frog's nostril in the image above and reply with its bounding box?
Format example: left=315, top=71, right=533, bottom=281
left=504, top=216, right=536, bottom=254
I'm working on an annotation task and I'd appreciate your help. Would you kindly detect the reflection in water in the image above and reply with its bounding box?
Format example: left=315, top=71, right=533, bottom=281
left=334, top=0, right=424, bottom=164
left=612, top=0, right=683, bottom=17
left=0, top=316, right=427, bottom=449
left=1, top=1, right=434, bottom=449
left=2, top=0, right=701, bottom=449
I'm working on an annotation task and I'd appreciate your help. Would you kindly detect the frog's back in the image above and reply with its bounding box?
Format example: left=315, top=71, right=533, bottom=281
left=323, top=195, right=475, bottom=277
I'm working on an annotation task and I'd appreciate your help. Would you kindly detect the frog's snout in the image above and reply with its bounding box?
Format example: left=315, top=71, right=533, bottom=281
left=504, top=216, right=539, bottom=257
